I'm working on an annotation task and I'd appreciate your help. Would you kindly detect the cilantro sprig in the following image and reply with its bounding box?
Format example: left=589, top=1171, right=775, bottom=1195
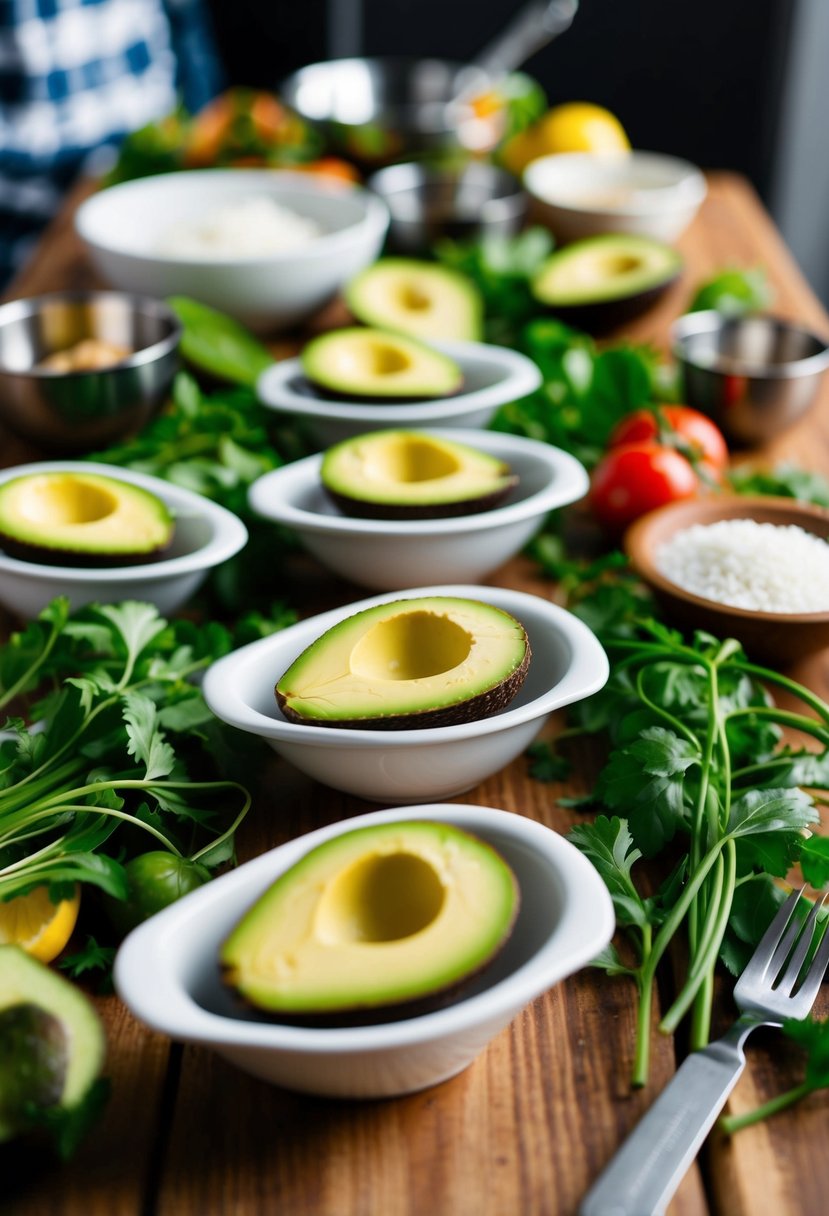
left=720, top=1013, right=829, bottom=1134
left=0, top=598, right=255, bottom=910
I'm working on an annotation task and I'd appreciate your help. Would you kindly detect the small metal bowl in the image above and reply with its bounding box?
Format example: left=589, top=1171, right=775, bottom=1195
left=0, top=292, right=181, bottom=453
left=368, top=162, right=527, bottom=255
left=672, top=311, right=829, bottom=447
left=281, top=57, right=501, bottom=168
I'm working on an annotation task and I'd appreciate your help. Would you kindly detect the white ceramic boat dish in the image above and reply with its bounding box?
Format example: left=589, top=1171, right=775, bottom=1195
left=524, top=150, right=707, bottom=244
left=255, top=340, right=542, bottom=447
left=247, top=429, right=589, bottom=590
left=75, top=170, right=389, bottom=332
left=202, top=583, right=608, bottom=802
left=114, top=801, right=615, bottom=1099
left=0, top=461, right=247, bottom=618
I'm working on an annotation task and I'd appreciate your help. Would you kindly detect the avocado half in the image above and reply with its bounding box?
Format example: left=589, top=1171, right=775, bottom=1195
left=0, top=471, right=175, bottom=567
left=275, top=595, right=531, bottom=729
left=0, top=946, right=105, bottom=1143
left=531, top=234, right=682, bottom=332
left=300, top=328, right=463, bottom=401
left=220, top=820, right=520, bottom=1021
left=321, top=430, right=518, bottom=520
left=345, top=259, right=484, bottom=343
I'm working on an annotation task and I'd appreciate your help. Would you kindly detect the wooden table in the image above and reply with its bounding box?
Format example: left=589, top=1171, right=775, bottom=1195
left=6, top=173, right=829, bottom=1216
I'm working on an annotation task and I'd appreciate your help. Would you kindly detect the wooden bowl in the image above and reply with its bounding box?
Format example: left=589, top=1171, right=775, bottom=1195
left=624, top=495, right=829, bottom=663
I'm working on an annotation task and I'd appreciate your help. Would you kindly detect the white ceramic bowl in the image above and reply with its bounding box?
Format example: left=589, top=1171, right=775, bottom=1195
left=75, top=170, right=389, bottom=332
left=247, top=429, right=588, bottom=590
left=114, top=801, right=615, bottom=1099
left=202, top=583, right=608, bottom=802
left=524, top=151, right=707, bottom=244
left=0, top=461, right=248, bottom=618
left=256, top=340, right=542, bottom=447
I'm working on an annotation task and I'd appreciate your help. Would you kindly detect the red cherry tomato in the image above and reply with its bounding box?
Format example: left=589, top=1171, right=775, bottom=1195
left=590, top=442, right=700, bottom=532
left=609, top=405, right=729, bottom=474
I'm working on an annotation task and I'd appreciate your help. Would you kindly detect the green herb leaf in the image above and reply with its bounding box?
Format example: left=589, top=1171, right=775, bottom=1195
left=122, top=691, right=175, bottom=781
left=568, top=815, right=652, bottom=930
left=728, top=787, right=819, bottom=838
left=688, top=266, right=772, bottom=316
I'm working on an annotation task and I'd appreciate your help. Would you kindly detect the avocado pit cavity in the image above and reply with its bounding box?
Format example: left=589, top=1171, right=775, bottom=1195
left=345, top=258, right=484, bottom=342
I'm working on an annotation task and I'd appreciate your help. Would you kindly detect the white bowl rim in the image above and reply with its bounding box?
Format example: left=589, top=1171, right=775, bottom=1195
left=247, top=428, right=589, bottom=536
left=75, top=169, right=390, bottom=267
left=256, top=339, right=542, bottom=423
left=202, top=582, right=609, bottom=746
left=524, top=150, right=707, bottom=217
left=0, top=460, right=248, bottom=582
left=114, top=801, right=615, bottom=1051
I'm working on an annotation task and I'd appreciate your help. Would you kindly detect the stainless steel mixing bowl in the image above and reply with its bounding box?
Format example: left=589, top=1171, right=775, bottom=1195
left=0, top=292, right=181, bottom=452
left=672, top=310, right=829, bottom=446
left=368, top=162, right=527, bottom=254
left=280, top=57, right=501, bottom=167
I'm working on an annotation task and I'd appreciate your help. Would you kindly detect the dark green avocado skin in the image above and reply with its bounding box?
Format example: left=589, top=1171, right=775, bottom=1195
left=294, top=376, right=464, bottom=405
left=0, top=531, right=174, bottom=568
left=541, top=277, right=680, bottom=335
left=324, top=481, right=516, bottom=521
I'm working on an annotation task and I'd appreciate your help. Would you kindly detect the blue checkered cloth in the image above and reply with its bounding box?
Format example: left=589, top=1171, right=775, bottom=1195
left=0, top=0, right=223, bottom=284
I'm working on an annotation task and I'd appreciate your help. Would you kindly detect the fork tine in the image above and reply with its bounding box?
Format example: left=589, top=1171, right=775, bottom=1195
left=789, top=904, right=829, bottom=1009
left=745, top=888, right=802, bottom=981
left=775, top=894, right=828, bottom=996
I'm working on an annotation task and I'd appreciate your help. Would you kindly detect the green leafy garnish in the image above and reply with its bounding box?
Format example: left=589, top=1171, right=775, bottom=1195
left=0, top=598, right=257, bottom=910
left=721, top=1010, right=829, bottom=1134
left=168, top=296, right=275, bottom=387
left=688, top=266, right=772, bottom=315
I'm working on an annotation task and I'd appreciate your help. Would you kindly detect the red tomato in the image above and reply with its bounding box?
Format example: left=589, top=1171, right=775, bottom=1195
left=590, top=442, right=700, bottom=532
left=609, top=406, right=729, bottom=474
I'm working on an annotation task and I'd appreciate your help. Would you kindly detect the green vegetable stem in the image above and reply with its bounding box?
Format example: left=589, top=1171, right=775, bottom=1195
left=557, top=591, right=829, bottom=1087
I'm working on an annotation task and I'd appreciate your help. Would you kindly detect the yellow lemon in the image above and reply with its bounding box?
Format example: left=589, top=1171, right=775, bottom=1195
left=536, top=102, right=630, bottom=156
left=0, top=885, right=80, bottom=963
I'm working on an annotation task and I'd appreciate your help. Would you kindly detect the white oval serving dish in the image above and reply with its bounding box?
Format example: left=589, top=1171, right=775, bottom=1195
left=202, top=583, right=608, bottom=802
left=114, top=801, right=615, bottom=1099
left=248, top=429, right=588, bottom=590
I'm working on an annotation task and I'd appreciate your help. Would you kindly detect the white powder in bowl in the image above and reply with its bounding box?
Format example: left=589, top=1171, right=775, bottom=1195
left=157, top=196, right=323, bottom=259
left=655, top=518, right=829, bottom=613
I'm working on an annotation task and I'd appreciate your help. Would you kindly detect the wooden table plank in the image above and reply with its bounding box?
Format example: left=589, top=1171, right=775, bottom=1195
left=5, top=170, right=829, bottom=1216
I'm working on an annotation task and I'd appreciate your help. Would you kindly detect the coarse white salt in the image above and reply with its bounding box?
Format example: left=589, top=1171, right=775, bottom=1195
left=655, top=518, right=829, bottom=613
left=157, top=196, right=323, bottom=259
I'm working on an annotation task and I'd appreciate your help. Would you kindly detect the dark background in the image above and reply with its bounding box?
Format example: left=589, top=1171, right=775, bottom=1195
left=207, top=0, right=795, bottom=203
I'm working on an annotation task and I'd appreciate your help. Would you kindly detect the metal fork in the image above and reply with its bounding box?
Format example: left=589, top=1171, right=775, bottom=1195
left=580, top=888, right=829, bottom=1216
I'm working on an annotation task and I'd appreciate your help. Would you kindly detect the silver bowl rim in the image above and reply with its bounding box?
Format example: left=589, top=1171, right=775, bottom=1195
left=281, top=55, right=495, bottom=130
left=671, top=309, right=829, bottom=381
left=367, top=160, right=527, bottom=225
left=0, top=290, right=182, bottom=379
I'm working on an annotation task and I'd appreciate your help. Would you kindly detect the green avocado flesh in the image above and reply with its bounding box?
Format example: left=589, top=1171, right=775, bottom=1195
left=531, top=234, right=682, bottom=309
left=320, top=430, right=518, bottom=519
left=0, top=946, right=105, bottom=1142
left=0, top=471, right=174, bottom=566
left=220, top=820, right=519, bottom=1018
left=345, top=259, right=483, bottom=343
left=275, top=595, right=530, bottom=729
left=300, top=328, right=463, bottom=400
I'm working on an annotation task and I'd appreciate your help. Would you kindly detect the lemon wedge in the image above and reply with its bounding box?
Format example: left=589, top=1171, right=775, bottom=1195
left=0, top=886, right=80, bottom=963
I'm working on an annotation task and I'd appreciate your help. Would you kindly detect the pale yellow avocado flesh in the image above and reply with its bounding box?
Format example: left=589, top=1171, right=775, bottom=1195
left=300, top=327, right=463, bottom=399
left=0, top=472, right=174, bottom=561
left=275, top=596, right=530, bottom=727
left=345, top=259, right=484, bottom=342
left=320, top=430, right=516, bottom=511
left=220, top=821, right=519, bottom=1015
